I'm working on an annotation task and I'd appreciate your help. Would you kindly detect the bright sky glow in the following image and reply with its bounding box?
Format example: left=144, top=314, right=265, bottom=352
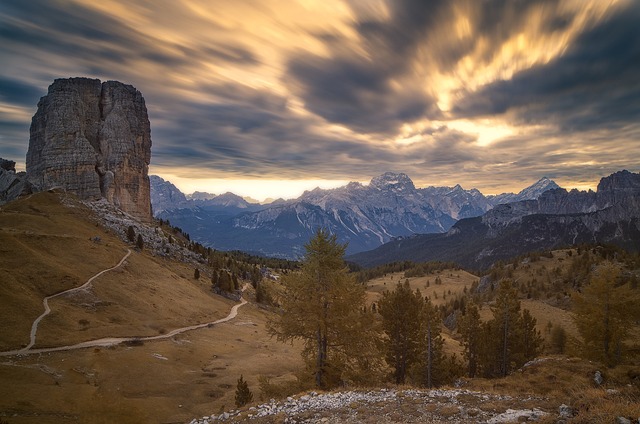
left=1, top=0, right=638, bottom=198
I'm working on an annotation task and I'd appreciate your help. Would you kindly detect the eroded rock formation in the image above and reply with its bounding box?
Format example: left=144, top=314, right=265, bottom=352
left=0, top=158, right=32, bottom=204
left=26, top=78, right=152, bottom=221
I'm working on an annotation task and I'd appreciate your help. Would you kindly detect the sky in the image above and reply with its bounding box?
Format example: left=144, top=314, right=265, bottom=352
left=1, top=0, right=639, bottom=201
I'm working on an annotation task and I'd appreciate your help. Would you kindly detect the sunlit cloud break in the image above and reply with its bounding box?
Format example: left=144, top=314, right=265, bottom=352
left=0, top=0, right=638, bottom=198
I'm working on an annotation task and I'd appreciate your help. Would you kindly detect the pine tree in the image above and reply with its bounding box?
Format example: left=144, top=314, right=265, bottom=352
left=491, top=280, right=522, bottom=377
left=234, top=375, right=253, bottom=407
left=378, top=281, right=424, bottom=384
left=573, top=262, right=640, bottom=366
left=268, top=229, right=372, bottom=389
left=477, top=280, right=543, bottom=377
left=194, top=268, right=200, bottom=279
left=127, top=225, right=136, bottom=243
left=458, top=302, right=481, bottom=377
left=136, top=234, right=144, bottom=250
left=550, top=325, right=567, bottom=354
left=218, top=271, right=233, bottom=292
left=520, top=308, right=542, bottom=363
left=420, top=298, right=445, bottom=388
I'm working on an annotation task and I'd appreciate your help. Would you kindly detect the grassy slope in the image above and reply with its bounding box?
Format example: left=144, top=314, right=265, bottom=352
left=0, top=193, right=303, bottom=423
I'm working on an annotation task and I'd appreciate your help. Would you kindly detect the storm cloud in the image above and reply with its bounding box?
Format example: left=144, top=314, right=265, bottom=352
left=0, top=0, right=638, bottom=195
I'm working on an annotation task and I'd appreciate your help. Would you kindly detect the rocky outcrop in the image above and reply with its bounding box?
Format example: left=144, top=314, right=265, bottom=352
left=26, top=77, right=152, bottom=221
left=0, top=158, right=32, bottom=204
left=482, top=170, right=640, bottom=228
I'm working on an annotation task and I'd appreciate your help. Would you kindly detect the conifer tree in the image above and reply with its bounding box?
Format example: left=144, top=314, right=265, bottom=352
left=573, top=262, right=640, bottom=366
left=420, top=298, right=445, bottom=388
left=477, top=280, right=542, bottom=377
left=458, top=302, right=481, bottom=377
left=378, top=281, right=424, bottom=384
left=194, top=268, right=200, bottom=279
left=234, top=375, right=253, bottom=407
left=127, top=225, right=136, bottom=243
left=218, top=271, right=233, bottom=292
left=268, top=229, right=372, bottom=389
left=491, top=280, right=522, bottom=377
left=520, top=308, right=542, bottom=362
left=136, top=234, right=144, bottom=250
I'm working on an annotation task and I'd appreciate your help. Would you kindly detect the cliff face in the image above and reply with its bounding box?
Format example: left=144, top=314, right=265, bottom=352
left=482, top=170, right=640, bottom=229
left=26, top=78, right=152, bottom=221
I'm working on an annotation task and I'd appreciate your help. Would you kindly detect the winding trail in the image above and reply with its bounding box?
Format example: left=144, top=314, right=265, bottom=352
left=0, top=250, right=249, bottom=357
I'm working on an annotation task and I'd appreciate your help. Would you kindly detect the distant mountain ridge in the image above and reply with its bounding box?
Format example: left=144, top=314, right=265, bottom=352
left=349, top=170, right=640, bottom=270
left=487, top=177, right=560, bottom=205
left=151, top=172, right=563, bottom=258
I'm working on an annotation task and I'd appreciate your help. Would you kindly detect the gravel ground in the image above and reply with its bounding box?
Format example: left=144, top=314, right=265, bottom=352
left=189, top=388, right=553, bottom=424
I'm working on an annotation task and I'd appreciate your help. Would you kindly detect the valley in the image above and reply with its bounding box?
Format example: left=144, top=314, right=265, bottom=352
left=1, top=191, right=639, bottom=423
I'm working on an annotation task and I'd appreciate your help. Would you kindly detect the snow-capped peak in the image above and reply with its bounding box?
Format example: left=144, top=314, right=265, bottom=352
left=369, top=172, right=415, bottom=190
left=517, top=177, right=560, bottom=200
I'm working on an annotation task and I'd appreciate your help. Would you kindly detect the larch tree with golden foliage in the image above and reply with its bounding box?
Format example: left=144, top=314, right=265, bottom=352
left=268, top=229, right=377, bottom=389
left=573, top=261, right=640, bottom=367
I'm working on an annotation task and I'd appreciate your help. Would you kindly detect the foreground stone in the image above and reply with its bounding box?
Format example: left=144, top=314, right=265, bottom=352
left=189, top=388, right=550, bottom=424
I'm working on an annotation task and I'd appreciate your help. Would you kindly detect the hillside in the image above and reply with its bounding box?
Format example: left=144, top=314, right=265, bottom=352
left=2, top=193, right=639, bottom=423
left=0, top=192, right=303, bottom=423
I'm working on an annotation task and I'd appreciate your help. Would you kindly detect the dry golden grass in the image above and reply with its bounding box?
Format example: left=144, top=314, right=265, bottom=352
left=465, top=356, right=640, bottom=422
left=0, top=193, right=303, bottom=423
left=365, top=270, right=478, bottom=307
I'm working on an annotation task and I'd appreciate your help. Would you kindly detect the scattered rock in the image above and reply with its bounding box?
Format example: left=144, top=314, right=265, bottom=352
left=558, top=404, right=574, bottom=419
left=615, top=417, right=631, bottom=424
left=594, top=370, right=604, bottom=386
left=188, top=388, right=548, bottom=424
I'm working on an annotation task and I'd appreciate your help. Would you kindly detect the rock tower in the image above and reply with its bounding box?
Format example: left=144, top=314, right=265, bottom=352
left=26, top=78, right=152, bottom=221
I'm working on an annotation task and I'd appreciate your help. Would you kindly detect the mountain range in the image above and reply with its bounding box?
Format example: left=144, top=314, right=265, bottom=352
left=151, top=172, right=560, bottom=258
left=348, top=170, right=640, bottom=270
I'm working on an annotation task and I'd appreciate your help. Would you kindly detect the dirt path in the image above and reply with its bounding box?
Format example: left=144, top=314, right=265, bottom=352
left=0, top=251, right=249, bottom=357
left=21, top=249, right=133, bottom=353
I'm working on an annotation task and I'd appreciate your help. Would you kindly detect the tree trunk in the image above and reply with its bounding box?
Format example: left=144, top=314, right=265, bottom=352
left=316, top=327, right=326, bottom=388
left=426, top=324, right=433, bottom=388
left=501, top=312, right=509, bottom=377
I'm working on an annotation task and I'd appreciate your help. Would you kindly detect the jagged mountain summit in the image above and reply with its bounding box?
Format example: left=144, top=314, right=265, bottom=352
left=349, top=170, right=640, bottom=270
left=488, top=177, right=561, bottom=205
left=152, top=172, right=561, bottom=258
left=149, top=175, right=189, bottom=215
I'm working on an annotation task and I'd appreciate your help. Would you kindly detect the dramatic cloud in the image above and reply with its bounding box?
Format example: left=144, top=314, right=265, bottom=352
left=0, top=0, right=638, bottom=197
